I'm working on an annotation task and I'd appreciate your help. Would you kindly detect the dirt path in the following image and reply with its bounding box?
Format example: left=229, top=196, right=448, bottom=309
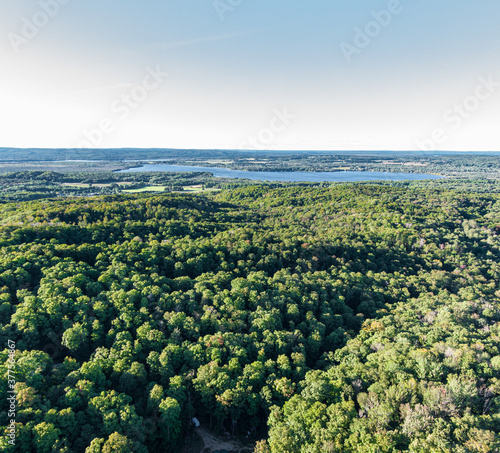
left=196, top=427, right=241, bottom=451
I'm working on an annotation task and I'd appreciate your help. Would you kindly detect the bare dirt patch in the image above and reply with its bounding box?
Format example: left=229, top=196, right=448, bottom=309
left=182, top=426, right=255, bottom=453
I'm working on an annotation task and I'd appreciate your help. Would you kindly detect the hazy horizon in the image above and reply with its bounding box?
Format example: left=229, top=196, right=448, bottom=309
left=1, top=1, right=499, bottom=152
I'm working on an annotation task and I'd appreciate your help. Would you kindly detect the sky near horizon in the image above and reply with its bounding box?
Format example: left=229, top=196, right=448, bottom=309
left=1, top=0, right=499, bottom=151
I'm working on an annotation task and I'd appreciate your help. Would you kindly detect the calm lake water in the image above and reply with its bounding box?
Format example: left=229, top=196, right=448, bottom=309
left=120, top=164, right=444, bottom=183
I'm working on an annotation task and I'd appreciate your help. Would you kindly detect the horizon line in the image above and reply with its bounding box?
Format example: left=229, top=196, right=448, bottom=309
left=1, top=147, right=499, bottom=153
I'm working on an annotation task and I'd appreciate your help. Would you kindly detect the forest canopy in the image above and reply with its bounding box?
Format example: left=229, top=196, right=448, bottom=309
left=1, top=184, right=500, bottom=452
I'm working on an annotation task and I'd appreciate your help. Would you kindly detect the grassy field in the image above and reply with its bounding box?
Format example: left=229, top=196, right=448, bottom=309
left=122, top=186, right=167, bottom=193
left=181, top=185, right=221, bottom=193
left=123, top=185, right=222, bottom=194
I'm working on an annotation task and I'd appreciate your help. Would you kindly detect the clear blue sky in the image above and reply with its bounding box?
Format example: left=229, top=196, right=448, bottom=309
left=1, top=0, right=499, bottom=150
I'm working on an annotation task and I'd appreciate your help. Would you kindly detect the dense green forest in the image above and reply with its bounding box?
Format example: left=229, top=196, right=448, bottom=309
left=1, top=184, right=500, bottom=452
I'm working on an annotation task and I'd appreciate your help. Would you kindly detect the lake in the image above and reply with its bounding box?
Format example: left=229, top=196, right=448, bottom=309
left=119, top=164, right=444, bottom=183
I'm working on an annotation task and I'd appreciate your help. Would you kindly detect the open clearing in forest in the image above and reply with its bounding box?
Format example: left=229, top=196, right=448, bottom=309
left=181, top=185, right=221, bottom=193
left=182, top=426, right=255, bottom=453
left=123, top=185, right=167, bottom=193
